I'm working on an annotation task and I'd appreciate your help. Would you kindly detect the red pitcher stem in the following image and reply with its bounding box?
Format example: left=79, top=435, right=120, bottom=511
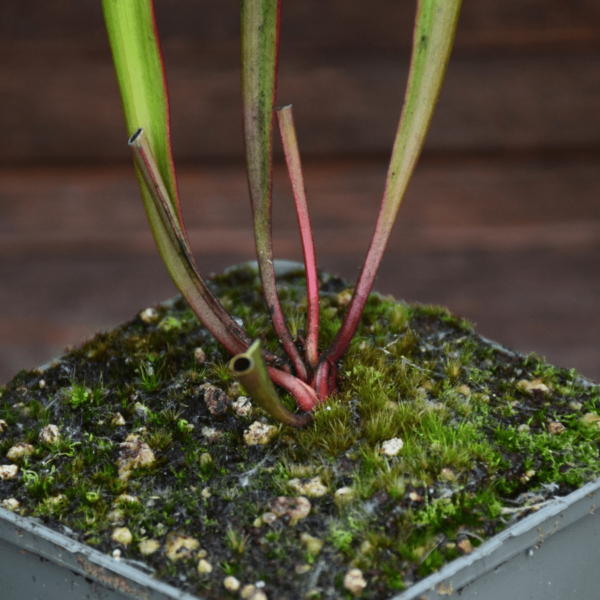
left=276, top=105, right=320, bottom=369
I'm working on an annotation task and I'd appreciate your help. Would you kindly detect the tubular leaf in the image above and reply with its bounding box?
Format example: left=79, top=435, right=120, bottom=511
left=102, top=0, right=180, bottom=223
left=104, top=2, right=254, bottom=357
left=323, top=0, right=462, bottom=363
left=241, top=0, right=308, bottom=381
left=276, top=105, right=320, bottom=369
left=231, top=341, right=312, bottom=428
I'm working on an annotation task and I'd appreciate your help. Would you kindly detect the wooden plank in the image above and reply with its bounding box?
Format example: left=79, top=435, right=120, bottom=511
left=1, top=157, right=599, bottom=384
left=2, top=155, right=599, bottom=254
left=1, top=0, right=599, bottom=54
left=2, top=53, right=600, bottom=162
left=2, top=0, right=600, bottom=162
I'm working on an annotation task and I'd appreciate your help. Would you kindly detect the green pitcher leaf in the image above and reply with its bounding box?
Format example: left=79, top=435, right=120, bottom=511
left=231, top=340, right=312, bottom=428
left=241, top=0, right=307, bottom=381
left=104, top=2, right=256, bottom=357
left=102, top=0, right=180, bottom=220
left=323, top=0, right=462, bottom=363
left=240, top=0, right=279, bottom=229
left=384, top=0, right=462, bottom=220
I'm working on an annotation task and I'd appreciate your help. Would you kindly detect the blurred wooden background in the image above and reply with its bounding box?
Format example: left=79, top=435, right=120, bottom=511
left=1, top=0, right=599, bottom=384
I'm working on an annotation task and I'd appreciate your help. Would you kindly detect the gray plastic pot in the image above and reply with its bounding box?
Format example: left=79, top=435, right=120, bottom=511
left=2, top=474, right=600, bottom=600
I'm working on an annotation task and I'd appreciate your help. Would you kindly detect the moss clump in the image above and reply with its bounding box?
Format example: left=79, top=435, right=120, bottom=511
left=0, top=264, right=599, bottom=599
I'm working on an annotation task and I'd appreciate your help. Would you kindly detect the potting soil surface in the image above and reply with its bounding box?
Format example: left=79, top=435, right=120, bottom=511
left=1, top=264, right=600, bottom=600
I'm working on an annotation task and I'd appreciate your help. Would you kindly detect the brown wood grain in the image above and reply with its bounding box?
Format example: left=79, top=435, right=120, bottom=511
left=1, top=0, right=599, bottom=54
left=2, top=155, right=599, bottom=253
left=1, top=0, right=599, bottom=162
left=2, top=54, right=600, bottom=163
left=1, top=156, right=599, bottom=384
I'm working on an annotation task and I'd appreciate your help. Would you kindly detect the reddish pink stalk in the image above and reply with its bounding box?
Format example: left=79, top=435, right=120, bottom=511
left=314, top=359, right=329, bottom=401
left=276, top=105, right=320, bottom=369
left=269, top=367, right=319, bottom=412
left=257, top=253, right=309, bottom=381
left=314, top=358, right=338, bottom=401
left=319, top=188, right=398, bottom=366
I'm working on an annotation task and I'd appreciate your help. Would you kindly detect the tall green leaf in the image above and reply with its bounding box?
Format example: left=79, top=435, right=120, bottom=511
left=240, top=0, right=279, bottom=231
left=323, top=0, right=463, bottom=363
left=102, top=0, right=180, bottom=221
left=383, top=0, right=462, bottom=223
left=241, top=0, right=307, bottom=381
left=103, top=0, right=254, bottom=356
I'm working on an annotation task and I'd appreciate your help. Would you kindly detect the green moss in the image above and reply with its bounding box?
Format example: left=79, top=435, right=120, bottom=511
left=135, top=357, right=164, bottom=391
left=297, top=395, right=357, bottom=458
